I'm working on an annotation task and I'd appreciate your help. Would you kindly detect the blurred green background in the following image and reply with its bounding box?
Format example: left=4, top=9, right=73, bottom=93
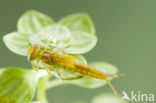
left=0, top=0, right=156, bottom=103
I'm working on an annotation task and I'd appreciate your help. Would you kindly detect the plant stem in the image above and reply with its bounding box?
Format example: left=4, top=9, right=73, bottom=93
left=36, top=77, right=49, bottom=103
left=37, top=86, right=48, bottom=103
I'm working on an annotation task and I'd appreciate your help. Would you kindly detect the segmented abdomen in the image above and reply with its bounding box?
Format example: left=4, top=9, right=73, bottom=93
left=65, top=62, right=107, bottom=80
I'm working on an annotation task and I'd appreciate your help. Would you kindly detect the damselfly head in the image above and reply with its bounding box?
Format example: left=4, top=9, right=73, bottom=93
left=27, top=44, right=41, bottom=61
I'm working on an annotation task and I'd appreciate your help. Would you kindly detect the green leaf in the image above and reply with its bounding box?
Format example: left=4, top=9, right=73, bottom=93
left=17, top=10, right=54, bottom=34
left=38, top=24, right=71, bottom=42
left=0, top=68, right=4, bottom=74
left=32, top=101, right=43, bottom=103
left=70, top=62, right=118, bottom=88
left=59, top=13, right=95, bottom=34
left=0, top=67, right=45, bottom=103
left=29, top=24, right=71, bottom=50
left=65, top=31, right=97, bottom=54
left=3, top=32, right=30, bottom=56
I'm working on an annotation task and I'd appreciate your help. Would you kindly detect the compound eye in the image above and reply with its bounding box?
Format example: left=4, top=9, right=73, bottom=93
left=27, top=46, right=34, bottom=55
left=28, top=53, right=37, bottom=61
left=33, top=44, right=40, bottom=53
left=28, top=55, right=33, bottom=61
left=27, top=44, right=41, bottom=62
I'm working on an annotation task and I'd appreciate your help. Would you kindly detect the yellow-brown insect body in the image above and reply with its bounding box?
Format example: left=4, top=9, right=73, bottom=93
left=28, top=44, right=118, bottom=94
left=42, top=51, right=108, bottom=80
